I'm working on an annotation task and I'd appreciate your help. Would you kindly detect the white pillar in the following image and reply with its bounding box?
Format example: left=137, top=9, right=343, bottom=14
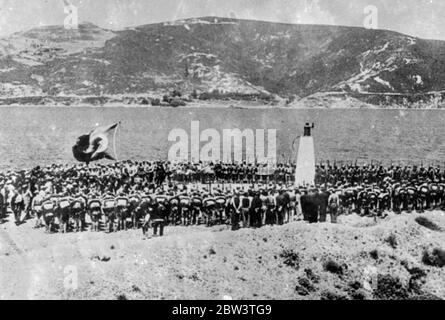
left=295, top=136, right=315, bottom=187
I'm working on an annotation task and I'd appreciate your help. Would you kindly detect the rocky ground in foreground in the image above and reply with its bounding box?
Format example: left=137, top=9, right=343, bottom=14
left=0, top=211, right=444, bottom=300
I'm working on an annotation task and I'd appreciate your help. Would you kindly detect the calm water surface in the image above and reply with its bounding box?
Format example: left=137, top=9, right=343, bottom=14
left=0, top=107, right=444, bottom=170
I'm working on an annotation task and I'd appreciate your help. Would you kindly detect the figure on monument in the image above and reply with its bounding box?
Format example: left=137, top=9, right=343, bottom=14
left=304, top=123, right=315, bottom=137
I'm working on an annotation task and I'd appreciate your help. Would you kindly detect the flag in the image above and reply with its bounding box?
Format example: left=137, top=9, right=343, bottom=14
left=72, top=122, right=120, bottom=164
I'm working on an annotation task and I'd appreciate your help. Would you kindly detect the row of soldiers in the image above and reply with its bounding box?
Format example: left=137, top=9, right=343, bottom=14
left=2, top=186, right=306, bottom=235
left=168, top=162, right=295, bottom=184
left=1, top=161, right=445, bottom=236
left=316, top=163, right=443, bottom=185
left=3, top=179, right=444, bottom=236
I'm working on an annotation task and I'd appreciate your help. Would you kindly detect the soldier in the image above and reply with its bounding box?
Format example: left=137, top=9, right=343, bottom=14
left=286, top=188, right=297, bottom=223
left=31, top=190, right=45, bottom=228
left=327, top=189, right=340, bottom=223
left=317, top=188, right=330, bottom=223
left=191, top=192, right=203, bottom=225
left=265, top=189, right=276, bottom=225
left=378, top=187, right=391, bottom=215
left=276, top=188, right=288, bottom=225
left=168, top=193, right=180, bottom=226
left=150, top=202, right=167, bottom=237
left=250, top=191, right=263, bottom=228
left=11, top=189, right=25, bottom=225
left=102, top=192, right=117, bottom=233
left=0, top=181, right=5, bottom=221
left=300, top=189, right=309, bottom=221
left=71, top=191, right=87, bottom=232
left=240, top=191, right=252, bottom=228
left=179, top=193, right=192, bottom=226
left=203, top=194, right=217, bottom=226
left=88, top=193, right=102, bottom=232
left=58, top=193, right=72, bottom=233
left=128, top=193, right=142, bottom=229
left=417, top=183, right=430, bottom=213
left=215, top=192, right=228, bottom=224
left=41, top=194, right=56, bottom=233
left=229, top=190, right=242, bottom=231
left=115, top=192, right=129, bottom=231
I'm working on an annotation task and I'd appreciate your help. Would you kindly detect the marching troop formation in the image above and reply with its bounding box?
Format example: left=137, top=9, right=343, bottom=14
left=1, top=161, right=444, bottom=236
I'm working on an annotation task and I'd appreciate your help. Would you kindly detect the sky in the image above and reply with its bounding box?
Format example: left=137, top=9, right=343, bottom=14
left=0, top=0, right=444, bottom=40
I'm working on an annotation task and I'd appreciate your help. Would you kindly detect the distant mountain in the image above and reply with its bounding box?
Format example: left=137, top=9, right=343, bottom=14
left=1, top=17, right=445, bottom=106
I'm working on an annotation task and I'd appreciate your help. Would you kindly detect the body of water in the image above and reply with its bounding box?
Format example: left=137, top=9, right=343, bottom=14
left=0, top=107, right=444, bottom=170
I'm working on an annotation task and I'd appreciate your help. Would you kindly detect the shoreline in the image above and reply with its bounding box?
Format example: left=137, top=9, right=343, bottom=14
left=0, top=102, right=445, bottom=110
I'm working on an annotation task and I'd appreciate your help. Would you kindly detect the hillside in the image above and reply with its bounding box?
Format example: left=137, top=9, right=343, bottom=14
left=1, top=17, right=445, bottom=106
left=0, top=211, right=444, bottom=300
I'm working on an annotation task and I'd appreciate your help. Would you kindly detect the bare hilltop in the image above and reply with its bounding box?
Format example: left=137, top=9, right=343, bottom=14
left=1, top=17, right=445, bottom=108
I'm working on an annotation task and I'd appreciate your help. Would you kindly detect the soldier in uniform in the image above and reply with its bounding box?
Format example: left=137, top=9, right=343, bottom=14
left=88, top=193, right=103, bottom=232
left=203, top=193, right=217, bottom=226
left=31, top=190, right=45, bottom=228
left=179, top=193, right=192, bottom=226
left=71, top=191, right=87, bottom=232
left=58, top=193, right=73, bottom=233
left=151, top=202, right=167, bottom=237
left=240, top=191, right=252, bottom=228
left=42, top=193, right=56, bottom=233
left=327, top=189, right=340, bottom=223
left=102, top=192, right=117, bottom=233
left=317, top=187, right=330, bottom=223
left=229, top=190, right=242, bottom=231
left=191, top=192, right=203, bottom=225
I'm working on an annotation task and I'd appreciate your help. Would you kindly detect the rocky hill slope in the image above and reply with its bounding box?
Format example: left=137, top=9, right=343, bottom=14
left=1, top=17, right=445, bottom=106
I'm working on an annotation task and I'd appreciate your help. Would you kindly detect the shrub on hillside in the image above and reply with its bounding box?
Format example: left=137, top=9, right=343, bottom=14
left=279, top=249, right=300, bottom=270
left=415, top=216, right=442, bottom=232
left=374, top=274, right=410, bottom=300
left=422, top=248, right=445, bottom=268
left=151, top=98, right=161, bottom=106
left=385, top=234, right=398, bottom=249
left=169, top=98, right=186, bottom=107
left=323, top=259, right=344, bottom=276
left=172, top=90, right=182, bottom=98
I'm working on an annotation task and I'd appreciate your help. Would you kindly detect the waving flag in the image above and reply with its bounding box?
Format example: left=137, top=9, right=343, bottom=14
left=72, top=122, right=120, bottom=164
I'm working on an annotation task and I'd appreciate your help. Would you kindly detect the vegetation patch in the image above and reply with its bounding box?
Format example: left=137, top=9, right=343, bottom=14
left=304, top=268, right=320, bottom=284
left=385, top=234, right=398, bottom=249
left=373, top=274, right=410, bottom=300
left=323, top=259, right=344, bottom=276
left=422, top=248, right=445, bottom=268
left=407, top=267, right=427, bottom=294
left=415, top=217, right=442, bottom=232
left=295, top=277, right=316, bottom=296
left=320, top=290, right=348, bottom=300
left=369, top=249, right=379, bottom=260
left=280, top=249, right=300, bottom=270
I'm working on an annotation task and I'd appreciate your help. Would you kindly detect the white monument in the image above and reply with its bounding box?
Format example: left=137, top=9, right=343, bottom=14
left=295, top=123, right=316, bottom=187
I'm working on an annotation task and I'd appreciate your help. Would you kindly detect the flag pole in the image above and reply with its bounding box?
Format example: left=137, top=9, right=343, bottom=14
left=113, top=122, right=120, bottom=161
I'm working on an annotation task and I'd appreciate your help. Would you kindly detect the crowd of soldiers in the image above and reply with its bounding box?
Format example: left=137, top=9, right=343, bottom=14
left=168, top=162, right=295, bottom=184
left=0, top=161, right=444, bottom=237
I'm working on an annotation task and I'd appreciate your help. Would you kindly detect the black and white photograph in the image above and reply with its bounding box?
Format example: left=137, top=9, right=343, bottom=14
left=0, top=0, right=444, bottom=303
